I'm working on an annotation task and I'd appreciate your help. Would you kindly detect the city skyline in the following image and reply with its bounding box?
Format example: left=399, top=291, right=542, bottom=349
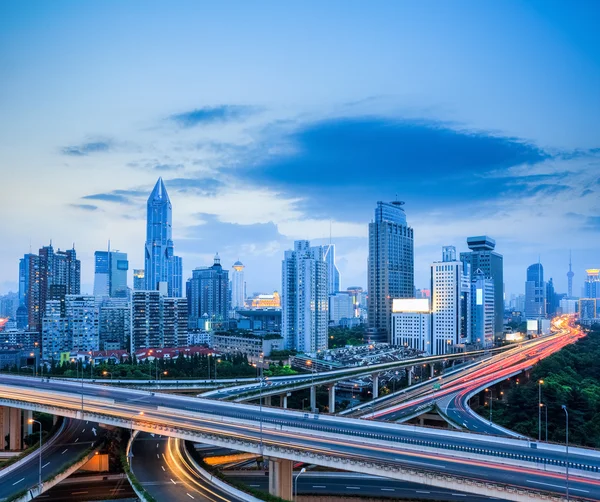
left=1, top=1, right=599, bottom=297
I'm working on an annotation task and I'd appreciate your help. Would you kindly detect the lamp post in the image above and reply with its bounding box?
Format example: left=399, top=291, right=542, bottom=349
left=538, top=379, right=544, bottom=441
left=29, top=419, right=42, bottom=493
left=545, top=403, right=548, bottom=442
left=103, top=371, right=113, bottom=382
left=207, top=353, right=212, bottom=380
left=258, top=375, right=265, bottom=456
left=294, top=467, right=306, bottom=501
left=562, top=405, right=569, bottom=501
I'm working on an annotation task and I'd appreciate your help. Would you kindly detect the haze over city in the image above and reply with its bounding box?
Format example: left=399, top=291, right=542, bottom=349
left=1, top=1, right=599, bottom=297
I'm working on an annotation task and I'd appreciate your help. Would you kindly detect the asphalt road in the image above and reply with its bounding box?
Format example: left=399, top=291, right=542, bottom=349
left=230, top=472, right=505, bottom=501
left=131, top=432, right=245, bottom=502
left=36, top=477, right=135, bottom=501
left=0, top=418, right=102, bottom=501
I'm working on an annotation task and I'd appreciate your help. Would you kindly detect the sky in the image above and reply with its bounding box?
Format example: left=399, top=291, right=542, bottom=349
left=1, top=0, right=599, bottom=299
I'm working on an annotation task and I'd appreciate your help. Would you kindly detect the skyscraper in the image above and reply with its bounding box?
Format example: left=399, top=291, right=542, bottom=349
left=281, top=240, right=328, bottom=352
left=460, top=236, right=503, bottom=341
left=431, top=247, right=471, bottom=355
left=525, top=262, right=546, bottom=319
left=471, top=269, right=495, bottom=348
left=323, top=244, right=340, bottom=293
left=546, top=278, right=556, bottom=316
left=93, top=248, right=129, bottom=297
left=144, top=177, right=182, bottom=297
left=187, top=254, right=230, bottom=329
left=231, top=261, right=245, bottom=310
left=368, top=201, right=414, bottom=342
left=584, top=269, right=600, bottom=298
left=133, top=269, right=145, bottom=291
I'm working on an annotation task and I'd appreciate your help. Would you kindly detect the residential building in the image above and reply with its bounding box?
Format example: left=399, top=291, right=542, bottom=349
left=368, top=201, right=414, bottom=343
left=93, top=248, right=129, bottom=297
left=281, top=240, right=328, bottom=352
left=323, top=244, right=341, bottom=293
left=211, top=332, right=284, bottom=359
left=431, top=247, right=471, bottom=355
left=560, top=298, right=578, bottom=315
left=391, top=298, right=431, bottom=353
left=162, top=297, right=188, bottom=348
left=329, top=292, right=354, bottom=325
left=231, top=261, right=245, bottom=310
left=460, top=236, right=504, bottom=340
left=98, top=297, right=131, bottom=350
left=525, top=262, right=546, bottom=319
left=187, top=254, right=230, bottom=329
left=65, top=295, right=99, bottom=352
left=133, top=269, right=145, bottom=291
left=144, top=177, right=183, bottom=297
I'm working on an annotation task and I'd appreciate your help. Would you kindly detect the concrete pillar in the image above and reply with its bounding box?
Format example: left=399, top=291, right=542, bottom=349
left=0, top=406, right=10, bottom=450
left=310, top=385, right=317, bottom=412
left=23, top=410, right=33, bottom=436
left=268, top=457, right=293, bottom=501
left=430, top=364, right=435, bottom=379
left=281, top=394, right=288, bottom=409
left=408, top=367, right=413, bottom=386
left=328, top=385, right=336, bottom=414
left=264, top=395, right=272, bottom=406
left=372, top=372, right=379, bottom=399
left=9, top=408, right=22, bottom=450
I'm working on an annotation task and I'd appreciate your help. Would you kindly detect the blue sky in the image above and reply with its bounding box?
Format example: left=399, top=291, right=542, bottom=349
left=0, top=1, right=599, bottom=297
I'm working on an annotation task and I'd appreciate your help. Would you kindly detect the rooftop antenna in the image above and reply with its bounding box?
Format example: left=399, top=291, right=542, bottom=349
left=329, top=220, right=332, bottom=245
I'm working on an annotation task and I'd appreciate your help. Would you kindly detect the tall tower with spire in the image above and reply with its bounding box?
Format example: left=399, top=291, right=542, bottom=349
left=567, top=250, right=574, bottom=298
left=144, top=177, right=182, bottom=297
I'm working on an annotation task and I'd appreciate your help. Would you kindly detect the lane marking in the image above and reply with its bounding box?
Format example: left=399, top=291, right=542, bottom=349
left=156, top=454, right=160, bottom=458
left=12, top=478, right=24, bottom=485
left=312, top=485, right=326, bottom=488
left=186, top=494, right=195, bottom=499
left=451, top=494, right=467, bottom=497
left=75, top=438, right=79, bottom=442
left=71, top=492, right=88, bottom=495
left=170, top=478, right=177, bottom=484
left=61, top=449, right=68, bottom=454
left=161, top=466, right=166, bottom=471
left=42, top=462, right=50, bottom=468
left=381, top=488, right=395, bottom=491
left=82, top=429, right=85, bottom=433
left=347, top=486, right=360, bottom=490
left=416, top=491, right=430, bottom=494
left=396, top=459, right=446, bottom=469
left=526, top=480, right=589, bottom=493
left=249, top=484, right=260, bottom=487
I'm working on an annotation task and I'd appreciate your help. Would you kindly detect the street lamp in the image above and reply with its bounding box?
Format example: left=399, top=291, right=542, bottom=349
left=258, top=375, right=265, bottom=456
left=294, top=467, right=306, bottom=501
left=28, top=419, right=42, bottom=492
left=562, top=405, right=569, bottom=502
left=103, top=371, right=113, bottom=382
left=538, top=379, right=544, bottom=441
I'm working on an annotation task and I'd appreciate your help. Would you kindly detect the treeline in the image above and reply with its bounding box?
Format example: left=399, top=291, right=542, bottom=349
left=479, top=325, right=600, bottom=447
left=328, top=325, right=366, bottom=349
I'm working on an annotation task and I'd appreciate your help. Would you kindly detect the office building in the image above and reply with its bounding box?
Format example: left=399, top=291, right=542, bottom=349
left=144, top=177, right=183, bottom=297
left=26, top=243, right=80, bottom=335
left=460, top=236, right=503, bottom=340
left=346, top=286, right=367, bottom=319
left=525, top=262, right=546, bottom=319
left=98, top=297, right=131, bottom=350
left=584, top=269, right=600, bottom=298
left=471, top=269, right=495, bottom=348
left=133, top=269, right=145, bottom=291
left=329, top=291, right=355, bottom=325
left=231, top=261, right=245, bottom=310
left=18, top=254, right=35, bottom=308
left=93, top=248, right=129, bottom=297
left=368, top=201, right=414, bottom=342
left=546, top=278, right=557, bottom=316
left=282, top=240, right=328, bottom=352
left=323, top=244, right=340, bottom=293
left=247, top=291, right=281, bottom=309
left=579, top=298, right=598, bottom=323
left=187, top=254, right=229, bottom=329
left=560, top=298, right=578, bottom=315
left=431, top=247, right=471, bottom=355
left=391, top=298, right=431, bottom=353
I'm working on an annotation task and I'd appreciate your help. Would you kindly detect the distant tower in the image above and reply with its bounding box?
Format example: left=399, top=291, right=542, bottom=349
left=567, top=250, right=574, bottom=298
left=231, top=260, right=245, bottom=310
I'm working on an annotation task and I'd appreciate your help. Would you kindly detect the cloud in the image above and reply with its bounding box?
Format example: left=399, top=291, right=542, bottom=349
left=62, top=141, right=110, bottom=156
left=164, top=177, right=224, bottom=196
left=236, top=116, right=550, bottom=221
left=169, top=105, right=259, bottom=127
left=81, top=188, right=146, bottom=205
left=69, top=203, right=99, bottom=211
left=581, top=189, right=594, bottom=197
left=154, top=163, right=184, bottom=171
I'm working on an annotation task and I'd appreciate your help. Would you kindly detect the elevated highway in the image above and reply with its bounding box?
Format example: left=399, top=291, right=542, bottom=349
left=0, top=374, right=598, bottom=501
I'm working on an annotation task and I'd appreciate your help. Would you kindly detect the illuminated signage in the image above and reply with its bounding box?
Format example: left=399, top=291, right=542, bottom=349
left=392, top=298, right=430, bottom=313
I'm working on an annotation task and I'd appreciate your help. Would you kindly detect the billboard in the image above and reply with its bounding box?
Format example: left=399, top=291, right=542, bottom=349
left=392, top=298, right=430, bottom=313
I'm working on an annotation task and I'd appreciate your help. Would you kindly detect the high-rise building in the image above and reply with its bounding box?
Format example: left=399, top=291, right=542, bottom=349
left=546, top=278, right=557, bottom=316
left=584, top=269, right=600, bottom=298
left=560, top=298, right=578, bottom=315
left=323, top=244, right=340, bottom=293
left=567, top=251, right=575, bottom=298
left=187, top=254, right=230, bottom=329
left=328, top=292, right=354, bottom=325
left=98, top=297, right=131, bottom=350
left=525, top=262, right=546, bottom=319
left=93, top=248, right=129, bottom=297
left=27, top=243, right=80, bottom=335
left=282, top=240, right=328, bottom=352
left=18, top=254, right=34, bottom=307
left=471, top=269, right=495, bottom=348
left=346, top=286, right=366, bottom=319
left=431, top=247, right=471, bottom=355
left=579, top=298, right=598, bottom=322
left=391, top=298, right=431, bottom=353
left=460, top=236, right=504, bottom=340
left=131, top=291, right=188, bottom=351
left=133, top=269, right=145, bottom=291
left=368, top=201, right=414, bottom=342
left=144, top=177, right=182, bottom=297
left=231, top=261, right=245, bottom=310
